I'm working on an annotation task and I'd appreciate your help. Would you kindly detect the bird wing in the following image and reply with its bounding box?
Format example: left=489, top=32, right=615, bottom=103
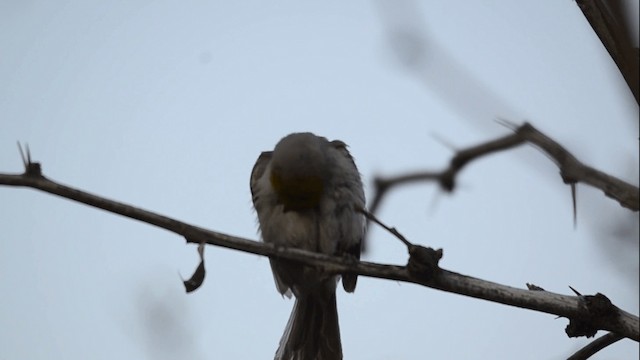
left=250, top=150, right=293, bottom=297
left=330, top=140, right=365, bottom=292
left=250, top=151, right=272, bottom=210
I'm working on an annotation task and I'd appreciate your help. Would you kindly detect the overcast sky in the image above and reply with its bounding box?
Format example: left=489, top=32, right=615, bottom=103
left=1, top=1, right=638, bottom=359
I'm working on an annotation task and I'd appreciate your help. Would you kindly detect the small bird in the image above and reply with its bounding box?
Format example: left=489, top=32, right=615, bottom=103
left=250, top=133, right=365, bottom=360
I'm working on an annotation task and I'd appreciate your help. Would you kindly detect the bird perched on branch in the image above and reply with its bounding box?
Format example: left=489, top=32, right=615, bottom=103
left=250, top=132, right=365, bottom=360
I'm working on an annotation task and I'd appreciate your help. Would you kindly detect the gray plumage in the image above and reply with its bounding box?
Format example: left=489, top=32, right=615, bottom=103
left=250, top=133, right=365, bottom=360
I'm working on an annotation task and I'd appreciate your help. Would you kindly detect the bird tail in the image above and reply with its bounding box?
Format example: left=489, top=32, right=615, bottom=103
left=275, top=289, right=342, bottom=360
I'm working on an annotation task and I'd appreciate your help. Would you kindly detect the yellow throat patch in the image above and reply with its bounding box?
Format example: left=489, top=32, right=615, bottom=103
left=270, top=171, right=324, bottom=211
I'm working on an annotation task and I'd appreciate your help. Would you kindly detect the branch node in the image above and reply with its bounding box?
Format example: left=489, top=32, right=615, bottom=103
left=583, top=293, right=616, bottom=318
left=566, top=291, right=619, bottom=339
left=17, top=142, right=43, bottom=178
left=407, top=245, right=442, bottom=280
left=560, top=172, right=579, bottom=185
left=439, top=168, right=456, bottom=192
left=526, top=283, right=545, bottom=291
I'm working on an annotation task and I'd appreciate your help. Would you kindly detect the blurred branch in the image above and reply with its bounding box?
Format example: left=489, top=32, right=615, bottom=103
left=0, top=155, right=638, bottom=342
left=576, top=0, right=639, bottom=104
left=369, top=122, right=639, bottom=219
left=375, top=1, right=521, bottom=131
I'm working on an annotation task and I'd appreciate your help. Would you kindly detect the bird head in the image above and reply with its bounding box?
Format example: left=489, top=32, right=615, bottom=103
left=269, top=133, right=330, bottom=211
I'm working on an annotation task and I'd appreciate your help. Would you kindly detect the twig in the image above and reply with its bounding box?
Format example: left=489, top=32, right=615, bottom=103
left=357, top=206, right=413, bottom=247
left=369, top=122, right=639, bottom=219
left=567, top=332, right=624, bottom=360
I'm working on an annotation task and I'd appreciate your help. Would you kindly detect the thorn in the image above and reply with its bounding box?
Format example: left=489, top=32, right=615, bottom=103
left=571, top=184, right=577, bottom=229
left=569, top=286, right=582, bottom=296
left=16, top=142, right=42, bottom=177
left=17, top=142, right=27, bottom=168
left=430, top=132, right=457, bottom=152
left=494, top=117, right=518, bottom=131
left=427, top=190, right=441, bottom=215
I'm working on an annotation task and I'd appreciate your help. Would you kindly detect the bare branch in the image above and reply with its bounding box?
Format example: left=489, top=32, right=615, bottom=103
left=358, top=206, right=413, bottom=247
left=0, top=162, right=638, bottom=342
left=567, top=332, right=624, bottom=360
left=370, top=122, right=639, bottom=218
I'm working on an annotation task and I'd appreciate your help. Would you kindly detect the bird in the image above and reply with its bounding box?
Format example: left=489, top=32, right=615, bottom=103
left=250, top=132, right=365, bottom=360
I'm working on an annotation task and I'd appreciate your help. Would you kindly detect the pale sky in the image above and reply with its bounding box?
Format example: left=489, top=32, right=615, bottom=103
left=1, top=1, right=638, bottom=359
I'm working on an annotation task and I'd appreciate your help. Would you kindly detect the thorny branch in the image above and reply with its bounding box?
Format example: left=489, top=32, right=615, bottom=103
left=368, top=122, right=639, bottom=219
left=0, top=139, right=638, bottom=345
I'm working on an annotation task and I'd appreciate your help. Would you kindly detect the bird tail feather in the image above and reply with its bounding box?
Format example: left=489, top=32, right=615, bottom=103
left=275, top=290, right=342, bottom=360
